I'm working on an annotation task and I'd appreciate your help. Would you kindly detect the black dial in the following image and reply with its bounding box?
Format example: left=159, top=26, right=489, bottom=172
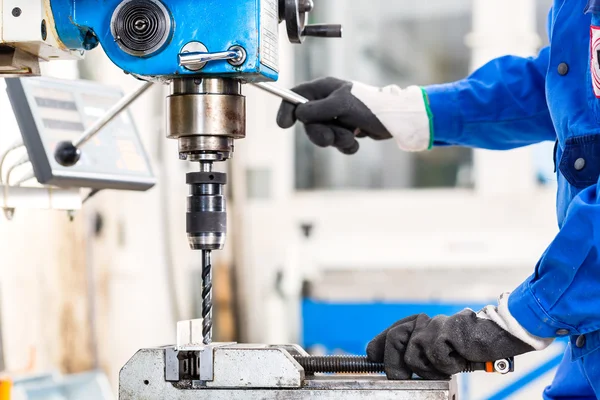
left=279, top=0, right=341, bottom=44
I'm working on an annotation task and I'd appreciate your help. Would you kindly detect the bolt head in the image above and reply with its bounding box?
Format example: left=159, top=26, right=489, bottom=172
left=133, top=18, right=149, bottom=32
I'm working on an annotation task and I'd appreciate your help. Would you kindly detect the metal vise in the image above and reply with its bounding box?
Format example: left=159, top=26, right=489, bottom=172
left=119, top=344, right=458, bottom=399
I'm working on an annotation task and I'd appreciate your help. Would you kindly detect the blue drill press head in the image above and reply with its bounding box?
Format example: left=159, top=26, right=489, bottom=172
left=50, top=0, right=340, bottom=81
left=48, top=0, right=340, bottom=252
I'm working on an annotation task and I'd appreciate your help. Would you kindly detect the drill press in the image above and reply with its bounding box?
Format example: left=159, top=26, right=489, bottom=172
left=44, top=0, right=341, bottom=345
left=0, top=0, right=513, bottom=397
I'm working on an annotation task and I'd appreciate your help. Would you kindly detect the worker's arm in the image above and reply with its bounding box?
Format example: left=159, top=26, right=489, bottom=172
left=508, top=174, right=600, bottom=344
left=277, top=47, right=555, bottom=153
left=427, top=46, right=555, bottom=149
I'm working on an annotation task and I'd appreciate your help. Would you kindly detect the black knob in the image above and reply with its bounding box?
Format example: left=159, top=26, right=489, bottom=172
left=300, top=223, right=314, bottom=238
left=280, top=0, right=343, bottom=43
left=278, top=0, right=286, bottom=22
left=302, top=24, right=343, bottom=38
left=299, top=0, right=314, bottom=13
left=54, top=141, right=81, bottom=167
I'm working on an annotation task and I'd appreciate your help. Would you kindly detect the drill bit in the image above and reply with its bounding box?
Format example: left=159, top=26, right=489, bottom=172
left=201, top=249, right=213, bottom=344
left=196, top=161, right=214, bottom=345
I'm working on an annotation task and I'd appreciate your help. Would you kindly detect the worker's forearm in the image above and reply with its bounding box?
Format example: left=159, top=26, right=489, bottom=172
left=424, top=47, right=556, bottom=150
left=509, top=175, right=600, bottom=341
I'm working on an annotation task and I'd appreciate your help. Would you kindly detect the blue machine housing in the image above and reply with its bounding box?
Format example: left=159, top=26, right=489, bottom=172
left=50, top=0, right=279, bottom=81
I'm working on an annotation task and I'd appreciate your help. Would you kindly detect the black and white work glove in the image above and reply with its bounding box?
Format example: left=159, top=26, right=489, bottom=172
left=276, top=77, right=433, bottom=154
left=367, top=293, right=553, bottom=380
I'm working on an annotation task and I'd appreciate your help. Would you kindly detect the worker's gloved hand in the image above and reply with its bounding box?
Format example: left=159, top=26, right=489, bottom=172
left=366, top=293, right=553, bottom=380
left=276, top=77, right=432, bottom=155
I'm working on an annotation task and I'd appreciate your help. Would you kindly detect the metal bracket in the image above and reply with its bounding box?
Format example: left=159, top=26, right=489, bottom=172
left=179, top=42, right=247, bottom=71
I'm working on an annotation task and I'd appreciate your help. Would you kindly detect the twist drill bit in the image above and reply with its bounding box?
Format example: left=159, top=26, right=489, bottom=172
left=201, top=249, right=213, bottom=344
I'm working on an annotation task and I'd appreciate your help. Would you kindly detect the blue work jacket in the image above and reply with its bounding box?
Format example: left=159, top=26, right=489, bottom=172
left=425, top=0, right=600, bottom=394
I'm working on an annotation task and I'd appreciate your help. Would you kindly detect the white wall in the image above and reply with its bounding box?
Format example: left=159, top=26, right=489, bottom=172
left=469, top=0, right=543, bottom=195
left=0, top=62, right=94, bottom=376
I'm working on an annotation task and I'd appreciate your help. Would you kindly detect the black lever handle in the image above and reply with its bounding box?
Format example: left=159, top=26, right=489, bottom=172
left=302, top=24, right=343, bottom=38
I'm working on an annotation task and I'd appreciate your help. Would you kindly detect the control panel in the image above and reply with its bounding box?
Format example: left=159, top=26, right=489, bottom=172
left=6, top=77, right=155, bottom=190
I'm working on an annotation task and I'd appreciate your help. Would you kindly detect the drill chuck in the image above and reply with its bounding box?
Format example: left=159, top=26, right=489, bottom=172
left=186, top=171, right=227, bottom=250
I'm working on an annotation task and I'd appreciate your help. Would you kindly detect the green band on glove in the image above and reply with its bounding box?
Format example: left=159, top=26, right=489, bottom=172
left=420, top=87, right=434, bottom=150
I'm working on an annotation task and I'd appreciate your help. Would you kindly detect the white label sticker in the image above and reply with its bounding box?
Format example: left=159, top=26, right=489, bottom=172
left=591, top=26, right=600, bottom=98
left=260, top=0, right=279, bottom=72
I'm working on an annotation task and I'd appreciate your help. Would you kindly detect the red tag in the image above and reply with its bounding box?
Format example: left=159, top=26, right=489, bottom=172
left=591, top=26, right=600, bottom=98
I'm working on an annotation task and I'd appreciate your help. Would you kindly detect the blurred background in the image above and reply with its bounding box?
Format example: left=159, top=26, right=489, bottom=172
left=0, top=0, right=564, bottom=399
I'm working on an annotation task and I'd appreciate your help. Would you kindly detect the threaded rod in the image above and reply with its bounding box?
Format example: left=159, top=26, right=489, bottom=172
left=294, top=356, right=383, bottom=374
left=293, top=356, right=501, bottom=374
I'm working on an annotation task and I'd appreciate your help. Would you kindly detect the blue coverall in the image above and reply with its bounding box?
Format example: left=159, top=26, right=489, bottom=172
left=425, top=0, right=600, bottom=397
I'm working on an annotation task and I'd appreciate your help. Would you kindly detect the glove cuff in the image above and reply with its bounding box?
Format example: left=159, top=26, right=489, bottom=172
left=476, top=292, right=554, bottom=351
left=350, top=82, right=433, bottom=152
left=421, top=87, right=435, bottom=150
